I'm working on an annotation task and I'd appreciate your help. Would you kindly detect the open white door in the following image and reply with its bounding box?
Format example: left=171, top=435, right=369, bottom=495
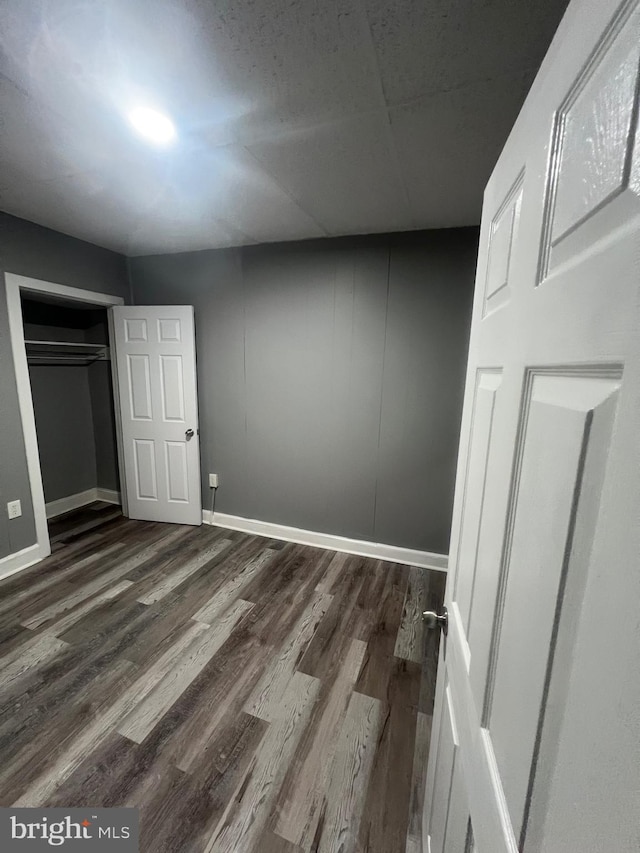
left=112, top=305, right=202, bottom=525
left=423, top=0, right=640, bottom=851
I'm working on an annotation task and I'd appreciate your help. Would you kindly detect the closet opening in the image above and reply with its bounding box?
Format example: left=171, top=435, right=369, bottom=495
left=21, top=292, right=122, bottom=543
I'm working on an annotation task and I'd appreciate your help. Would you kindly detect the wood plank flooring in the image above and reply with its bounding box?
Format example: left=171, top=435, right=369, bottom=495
left=0, top=503, right=446, bottom=852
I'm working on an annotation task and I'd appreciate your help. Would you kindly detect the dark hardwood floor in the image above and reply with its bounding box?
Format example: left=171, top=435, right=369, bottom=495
left=0, top=503, right=445, bottom=852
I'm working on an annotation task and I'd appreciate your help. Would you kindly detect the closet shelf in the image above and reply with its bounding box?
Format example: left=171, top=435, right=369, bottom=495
left=25, top=339, right=110, bottom=365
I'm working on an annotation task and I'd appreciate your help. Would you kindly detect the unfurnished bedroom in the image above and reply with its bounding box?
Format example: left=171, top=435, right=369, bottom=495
left=1, top=0, right=639, bottom=851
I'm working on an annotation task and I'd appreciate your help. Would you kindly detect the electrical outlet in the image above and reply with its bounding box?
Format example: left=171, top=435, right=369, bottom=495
left=7, top=500, right=22, bottom=520
left=209, top=473, right=219, bottom=488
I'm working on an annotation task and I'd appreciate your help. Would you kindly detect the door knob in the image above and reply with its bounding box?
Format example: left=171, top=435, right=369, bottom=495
left=185, top=428, right=195, bottom=439
left=422, top=606, right=448, bottom=636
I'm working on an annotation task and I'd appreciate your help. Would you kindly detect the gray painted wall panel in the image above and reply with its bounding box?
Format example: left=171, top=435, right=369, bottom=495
left=28, top=365, right=97, bottom=502
left=130, top=229, right=477, bottom=553
left=242, top=245, right=337, bottom=529
left=321, top=245, right=389, bottom=540
left=0, top=306, right=35, bottom=558
left=0, top=212, right=128, bottom=560
left=85, top=315, right=120, bottom=494
left=375, top=232, right=475, bottom=553
left=23, top=322, right=85, bottom=343
left=195, top=252, right=248, bottom=519
left=89, top=363, right=120, bottom=493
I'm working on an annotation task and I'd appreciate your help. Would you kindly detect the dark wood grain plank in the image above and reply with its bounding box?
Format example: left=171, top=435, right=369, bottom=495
left=297, top=555, right=367, bottom=680
left=260, top=831, right=302, bottom=853
left=357, top=700, right=418, bottom=853
left=274, top=638, right=367, bottom=847
left=406, top=710, right=433, bottom=853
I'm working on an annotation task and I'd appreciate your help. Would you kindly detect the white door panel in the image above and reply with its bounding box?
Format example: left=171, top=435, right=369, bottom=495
left=424, top=0, right=640, bottom=851
left=113, top=305, right=202, bottom=525
left=428, top=684, right=459, bottom=853
left=488, top=374, right=619, bottom=830
left=443, top=762, right=471, bottom=853
left=453, top=369, right=502, bottom=635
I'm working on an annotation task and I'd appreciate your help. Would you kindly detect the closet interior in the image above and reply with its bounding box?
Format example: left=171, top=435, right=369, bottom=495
left=22, top=294, right=121, bottom=533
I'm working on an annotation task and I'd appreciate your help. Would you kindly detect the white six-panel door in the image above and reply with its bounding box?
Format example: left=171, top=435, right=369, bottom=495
left=112, top=305, right=202, bottom=525
left=424, top=0, right=640, bottom=850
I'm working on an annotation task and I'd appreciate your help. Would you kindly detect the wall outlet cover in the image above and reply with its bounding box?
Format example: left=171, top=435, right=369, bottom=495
left=209, top=473, right=219, bottom=488
left=7, top=499, right=22, bottom=519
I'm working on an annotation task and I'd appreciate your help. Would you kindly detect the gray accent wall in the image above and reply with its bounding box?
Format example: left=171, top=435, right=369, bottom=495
left=86, top=312, right=121, bottom=494
left=130, top=229, right=477, bottom=554
left=28, top=365, right=97, bottom=503
left=89, top=362, right=120, bottom=493
left=0, top=212, right=128, bottom=560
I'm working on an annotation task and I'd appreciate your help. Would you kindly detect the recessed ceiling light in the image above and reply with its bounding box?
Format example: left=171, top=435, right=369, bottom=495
left=128, top=107, right=176, bottom=145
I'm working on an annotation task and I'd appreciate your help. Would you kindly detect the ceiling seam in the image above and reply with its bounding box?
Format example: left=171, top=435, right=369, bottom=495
left=389, top=65, right=543, bottom=111
left=355, top=0, right=417, bottom=229
left=240, top=145, right=330, bottom=237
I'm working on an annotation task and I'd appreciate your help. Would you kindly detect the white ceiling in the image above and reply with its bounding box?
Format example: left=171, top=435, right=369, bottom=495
left=0, top=0, right=569, bottom=256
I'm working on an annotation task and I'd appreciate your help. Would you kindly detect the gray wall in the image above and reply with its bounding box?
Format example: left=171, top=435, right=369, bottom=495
left=0, top=211, right=128, bottom=559
left=86, top=312, right=121, bottom=493
left=89, top=362, right=120, bottom=492
left=130, top=229, right=477, bottom=554
left=28, top=365, right=97, bottom=502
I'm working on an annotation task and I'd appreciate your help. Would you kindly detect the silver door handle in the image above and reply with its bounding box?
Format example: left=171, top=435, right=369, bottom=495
left=185, top=428, right=195, bottom=440
left=422, top=606, right=448, bottom=636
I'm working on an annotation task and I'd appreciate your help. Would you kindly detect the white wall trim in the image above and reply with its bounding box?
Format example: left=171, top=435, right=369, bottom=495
left=0, top=542, right=48, bottom=582
left=4, top=272, right=125, bottom=579
left=106, top=308, right=129, bottom=517
left=6, top=275, right=52, bottom=566
left=5, top=273, right=126, bottom=307
left=45, top=489, right=100, bottom=519
left=45, top=488, right=122, bottom=519
left=96, top=488, right=121, bottom=505
left=203, top=511, right=448, bottom=571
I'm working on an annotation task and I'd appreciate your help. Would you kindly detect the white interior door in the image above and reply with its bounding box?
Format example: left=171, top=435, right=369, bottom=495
left=423, top=0, right=640, bottom=850
left=112, top=305, right=202, bottom=525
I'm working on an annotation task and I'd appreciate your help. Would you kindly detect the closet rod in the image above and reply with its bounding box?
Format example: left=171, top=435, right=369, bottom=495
left=27, top=353, right=107, bottom=365
left=24, top=339, right=109, bottom=365
left=24, top=339, right=106, bottom=350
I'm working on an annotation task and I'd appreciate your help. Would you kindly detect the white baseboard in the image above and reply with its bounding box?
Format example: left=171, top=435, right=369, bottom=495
left=202, top=511, right=448, bottom=571
left=0, top=542, right=49, bottom=582
left=46, top=487, right=121, bottom=519
left=45, top=489, right=99, bottom=519
left=96, top=488, right=121, bottom=505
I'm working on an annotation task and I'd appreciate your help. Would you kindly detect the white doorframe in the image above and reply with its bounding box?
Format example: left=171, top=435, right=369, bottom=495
left=4, top=272, right=125, bottom=577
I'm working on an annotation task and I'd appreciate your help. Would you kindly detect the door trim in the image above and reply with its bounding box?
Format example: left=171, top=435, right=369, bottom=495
left=4, top=272, right=125, bottom=578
